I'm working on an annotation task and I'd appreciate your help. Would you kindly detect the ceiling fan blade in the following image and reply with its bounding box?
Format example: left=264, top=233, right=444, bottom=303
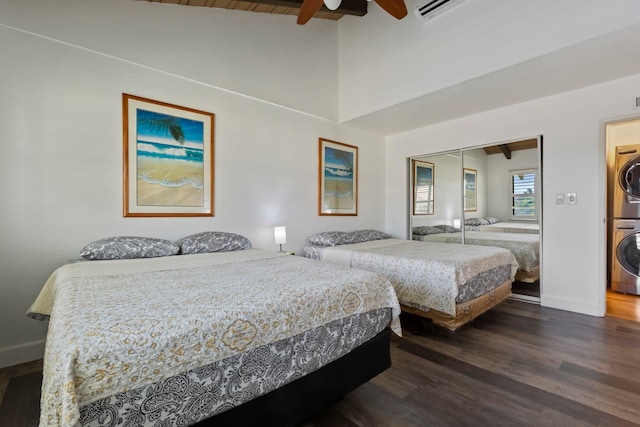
left=375, top=0, right=408, bottom=19
left=297, top=0, right=325, bottom=25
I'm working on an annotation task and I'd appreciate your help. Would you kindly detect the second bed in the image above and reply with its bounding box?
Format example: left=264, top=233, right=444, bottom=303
left=304, top=235, right=517, bottom=331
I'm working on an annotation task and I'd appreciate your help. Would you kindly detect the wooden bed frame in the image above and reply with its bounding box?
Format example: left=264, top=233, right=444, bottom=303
left=195, top=328, right=392, bottom=427
left=400, top=280, right=512, bottom=331
left=515, top=266, right=540, bottom=283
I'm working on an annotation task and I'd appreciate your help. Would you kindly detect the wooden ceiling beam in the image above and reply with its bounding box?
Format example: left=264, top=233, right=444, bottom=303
left=137, top=0, right=367, bottom=17
left=239, top=0, right=367, bottom=16
left=498, top=144, right=512, bottom=159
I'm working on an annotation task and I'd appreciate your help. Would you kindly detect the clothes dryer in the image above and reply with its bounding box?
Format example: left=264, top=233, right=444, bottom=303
left=611, top=219, right=640, bottom=295
left=613, top=144, right=640, bottom=218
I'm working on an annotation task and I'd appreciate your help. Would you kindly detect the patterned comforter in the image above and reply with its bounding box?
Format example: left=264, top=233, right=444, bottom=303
left=29, top=250, right=401, bottom=427
left=303, top=239, right=517, bottom=316
left=413, top=231, right=539, bottom=272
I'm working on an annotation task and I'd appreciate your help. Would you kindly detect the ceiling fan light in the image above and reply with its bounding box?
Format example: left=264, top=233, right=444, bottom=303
left=323, top=0, right=341, bottom=10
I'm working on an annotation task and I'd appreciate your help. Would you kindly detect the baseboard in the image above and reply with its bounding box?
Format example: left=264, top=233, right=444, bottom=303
left=0, top=340, right=45, bottom=369
left=541, top=294, right=602, bottom=317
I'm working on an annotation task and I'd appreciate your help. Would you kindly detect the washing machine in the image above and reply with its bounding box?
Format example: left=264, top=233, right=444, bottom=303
left=613, top=144, right=640, bottom=218
left=611, top=219, right=640, bottom=295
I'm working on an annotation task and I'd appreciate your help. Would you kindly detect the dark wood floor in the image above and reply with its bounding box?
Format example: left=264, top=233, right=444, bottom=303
left=3, top=299, right=640, bottom=426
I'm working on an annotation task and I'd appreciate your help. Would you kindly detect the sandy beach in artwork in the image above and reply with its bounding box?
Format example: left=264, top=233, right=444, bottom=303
left=323, top=177, right=354, bottom=210
left=137, top=157, right=204, bottom=207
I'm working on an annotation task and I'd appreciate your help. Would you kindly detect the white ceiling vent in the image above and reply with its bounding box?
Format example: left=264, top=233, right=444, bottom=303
left=414, top=0, right=466, bottom=22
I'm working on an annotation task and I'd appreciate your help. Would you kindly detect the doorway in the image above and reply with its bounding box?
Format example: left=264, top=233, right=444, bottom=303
left=605, top=118, right=640, bottom=321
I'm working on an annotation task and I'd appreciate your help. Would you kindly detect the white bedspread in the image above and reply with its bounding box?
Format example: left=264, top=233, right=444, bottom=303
left=32, top=250, right=401, bottom=427
left=320, top=239, right=517, bottom=316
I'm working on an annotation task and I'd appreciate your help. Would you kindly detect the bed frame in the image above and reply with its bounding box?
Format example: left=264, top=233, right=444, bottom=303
left=195, top=328, right=392, bottom=427
left=515, top=266, right=540, bottom=283
left=400, top=280, right=512, bottom=331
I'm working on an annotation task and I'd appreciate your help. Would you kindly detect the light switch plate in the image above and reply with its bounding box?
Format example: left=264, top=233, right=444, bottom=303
left=555, top=193, right=565, bottom=204
left=567, top=192, right=577, bottom=205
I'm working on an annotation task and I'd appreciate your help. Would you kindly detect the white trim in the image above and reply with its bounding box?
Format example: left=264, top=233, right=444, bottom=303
left=0, top=339, right=45, bottom=369
left=541, top=294, right=601, bottom=317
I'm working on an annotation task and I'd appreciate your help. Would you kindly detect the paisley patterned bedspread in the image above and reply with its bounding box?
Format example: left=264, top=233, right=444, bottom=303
left=31, top=250, right=401, bottom=427
left=305, top=239, right=516, bottom=316
left=413, top=231, right=539, bottom=271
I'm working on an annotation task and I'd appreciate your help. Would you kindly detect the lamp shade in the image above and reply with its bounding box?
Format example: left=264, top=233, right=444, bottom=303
left=274, top=226, right=287, bottom=244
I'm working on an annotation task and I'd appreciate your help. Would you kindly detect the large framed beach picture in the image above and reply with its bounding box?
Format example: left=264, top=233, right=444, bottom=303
left=123, top=94, right=214, bottom=217
left=318, top=138, right=358, bottom=216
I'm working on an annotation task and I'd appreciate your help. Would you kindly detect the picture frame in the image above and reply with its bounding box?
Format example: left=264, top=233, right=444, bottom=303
left=123, top=94, right=214, bottom=217
left=318, top=138, right=358, bottom=216
left=412, top=160, right=435, bottom=215
left=463, top=168, right=477, bottom=212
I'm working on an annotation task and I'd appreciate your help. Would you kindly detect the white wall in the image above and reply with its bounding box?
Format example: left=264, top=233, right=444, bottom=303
left=338, top=0, right=640, bottom=123
left=0, top=5, right=386, bottom=367
left=385, top=73, right=640, bottom=319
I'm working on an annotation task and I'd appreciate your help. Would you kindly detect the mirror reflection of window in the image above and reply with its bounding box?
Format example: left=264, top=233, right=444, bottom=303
left=511, top=169, right=537, bottom=219
left=413, top=160, right=434, bottom=215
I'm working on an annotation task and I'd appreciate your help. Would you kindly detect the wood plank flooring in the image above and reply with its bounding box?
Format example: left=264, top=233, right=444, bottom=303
left=3, top=300, right=640, bottom=426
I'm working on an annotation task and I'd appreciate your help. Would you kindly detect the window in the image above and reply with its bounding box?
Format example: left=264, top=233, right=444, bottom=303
left=511, top=169, right=536, bottom=219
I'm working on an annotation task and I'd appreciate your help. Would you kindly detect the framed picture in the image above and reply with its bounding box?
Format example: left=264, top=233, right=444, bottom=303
left=463, top=168, right=477, bottom=212
left=412, top=160, right=434, bottom=215
left=318, top=138, right=358, bottom=216
left=123, top=94, right=214, bottom=217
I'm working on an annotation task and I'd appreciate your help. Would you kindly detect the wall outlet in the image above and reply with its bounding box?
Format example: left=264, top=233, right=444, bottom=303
left=567, top=192, right=577, bottom=205
left=555, top=193, right=565, bottom=204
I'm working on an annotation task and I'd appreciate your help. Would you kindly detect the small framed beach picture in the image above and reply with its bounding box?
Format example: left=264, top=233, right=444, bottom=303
left=318, top=138, right=358, bottom=216
left=412, top=160, right=434, bottom=215
left=122, top=94, right=214, bottom=217
left=463, top=168, right=477, bottom=212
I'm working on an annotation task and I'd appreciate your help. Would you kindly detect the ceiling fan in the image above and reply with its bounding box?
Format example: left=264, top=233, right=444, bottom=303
left=297, top=0, right=407, bottom=24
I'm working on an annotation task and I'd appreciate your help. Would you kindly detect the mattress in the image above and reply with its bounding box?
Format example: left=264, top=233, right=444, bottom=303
left=479, top=222, right=539, bottom=234
left=413, top=231, right=539, bottom=272
left=303, top=239, right=516, bottom=317
left=28, top=249, right=401, bottom=427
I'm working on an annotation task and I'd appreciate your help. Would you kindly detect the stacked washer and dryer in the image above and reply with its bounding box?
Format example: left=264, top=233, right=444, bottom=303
left=612, top=144, right=640, bottom=295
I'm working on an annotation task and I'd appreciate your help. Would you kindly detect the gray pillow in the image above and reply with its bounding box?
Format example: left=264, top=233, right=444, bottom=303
left=177, top=231, right=252, bottom=254
left=412, top=226, right=443, bottom=236
left=464, top=217, right=482, bottom=226
left=81, top=236, right=179, bottom=260
left=307, top=231, right=353, bottom=247
left=485, top=217, right=500, bottom=224
left=434, top=224, right=461, bottom=233
left=349, top=229, right=391, bottom=243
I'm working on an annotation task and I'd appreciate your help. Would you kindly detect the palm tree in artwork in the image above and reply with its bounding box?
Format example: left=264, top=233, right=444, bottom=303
left=139, top=113, right=185, bottom=144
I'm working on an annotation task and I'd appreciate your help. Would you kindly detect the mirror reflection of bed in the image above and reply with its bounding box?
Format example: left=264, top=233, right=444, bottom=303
left=409, top=137, right=542, bottom=302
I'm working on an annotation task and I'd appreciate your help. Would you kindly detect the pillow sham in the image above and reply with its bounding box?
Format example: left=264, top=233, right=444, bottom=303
left=412, top=226, right=444, bottom=236
left=478, top=218, right=490, bottom=225
left=350, top=229, right=392, bottom=243
left=434, top=224, right=461, bottom=233
left=80, top=236, right=180, bottom=260
left=177, top=231, right=252, bottom=254
left=464, top=217, right=482, bottom=226
left=306, top=231, right=353, bottom=247
left=485, top=217, right=500, bottom=224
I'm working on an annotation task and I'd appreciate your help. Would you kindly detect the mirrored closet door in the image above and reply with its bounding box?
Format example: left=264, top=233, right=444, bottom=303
left=409, top=137, right=542, bottom=302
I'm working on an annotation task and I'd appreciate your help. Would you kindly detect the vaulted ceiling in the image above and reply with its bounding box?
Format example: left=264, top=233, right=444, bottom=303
left=136, top=0, right=367, bottom=21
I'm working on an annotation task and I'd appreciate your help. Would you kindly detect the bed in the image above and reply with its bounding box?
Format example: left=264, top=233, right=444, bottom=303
left=27, top=233, right=401, bottom=427
left=412, top=229, right=540, bottom=283
left=303, top=231, right=517, bottom=331
left=478, top=221, right=539, bottom=234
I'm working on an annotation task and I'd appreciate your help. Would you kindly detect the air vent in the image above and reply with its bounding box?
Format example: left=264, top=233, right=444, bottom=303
left=414, top=0, right=466, bottom=21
